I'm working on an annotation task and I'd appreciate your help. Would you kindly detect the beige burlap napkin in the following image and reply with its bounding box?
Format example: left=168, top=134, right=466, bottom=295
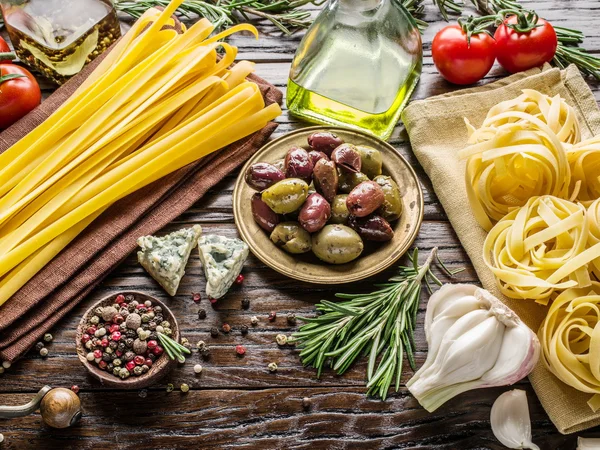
left=401, top=64, right=600, bottom=434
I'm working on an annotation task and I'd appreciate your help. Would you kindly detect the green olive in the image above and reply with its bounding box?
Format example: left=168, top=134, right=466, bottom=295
left=330, top=195, right=349, bottom=224
left=338, top=170, right=369, bottom=194
left=262, top=178, right=309, bottom=214
left=270, top=222, right=312, bottom=254
left=312, top=224, right=364, bottom=264
left=356, top=145, right=383, bottom=179
left=374, top=175, right=403, bottom=221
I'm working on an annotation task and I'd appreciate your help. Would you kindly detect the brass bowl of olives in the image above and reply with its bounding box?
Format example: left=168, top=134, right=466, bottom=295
left=233, top=126, right=424, bottom=284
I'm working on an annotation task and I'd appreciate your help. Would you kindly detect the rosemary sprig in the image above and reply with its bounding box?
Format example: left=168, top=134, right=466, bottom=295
left=157, top=332, right=191, bottom=363
left=292, top=247, right=461, bottom=400
left=113, top=0, right=322, bottom=35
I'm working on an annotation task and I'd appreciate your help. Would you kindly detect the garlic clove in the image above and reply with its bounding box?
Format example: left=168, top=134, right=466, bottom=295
left=577, top=437, right=600, bottom=450
left=491, top=389, right=539, bottom=450
left=424, top=284, right=480, bottom=339
left=407, top=308, right=490, bottom=388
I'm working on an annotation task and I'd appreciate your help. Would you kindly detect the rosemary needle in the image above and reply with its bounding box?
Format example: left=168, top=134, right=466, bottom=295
left=293, top=247, right=460, bottom=400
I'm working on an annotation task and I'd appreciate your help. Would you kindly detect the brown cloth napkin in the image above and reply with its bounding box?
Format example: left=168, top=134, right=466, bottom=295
left=401, top=64, right=600, bottom=434
left=0, top=34, right=282, bottom=363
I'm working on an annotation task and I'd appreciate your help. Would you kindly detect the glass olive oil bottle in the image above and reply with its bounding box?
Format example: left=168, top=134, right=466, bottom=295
left=0, top=0, right=120, bottom=84
left=287, top=0, right=422, bottom=140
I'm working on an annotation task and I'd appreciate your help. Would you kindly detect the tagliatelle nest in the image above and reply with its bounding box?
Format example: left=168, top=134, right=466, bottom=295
left=568, top=136, right=600, bottom=205
left=538, top=282, right=600, bottom=411
left=589, top=198, right=600, bottom=280
left=483, top=196, right=600, bottom=304
left=467, top=89, right=581, bottom=145
left=459, top=118, right=571, bottom=231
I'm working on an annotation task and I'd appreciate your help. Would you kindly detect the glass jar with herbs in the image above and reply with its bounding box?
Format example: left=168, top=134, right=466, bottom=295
left=0, top=0, right=121, bottom=84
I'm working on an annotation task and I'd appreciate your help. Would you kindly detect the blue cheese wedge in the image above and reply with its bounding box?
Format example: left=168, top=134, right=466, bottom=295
left=137, top=225, right=202, bottom=296
left=197, top=235, right=249, bottom=299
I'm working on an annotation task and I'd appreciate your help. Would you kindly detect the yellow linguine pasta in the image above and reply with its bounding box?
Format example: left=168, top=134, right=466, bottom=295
left=589, top=198, right=600, bottom=280
left=459, top=118, right=571, bottom=231
left=538, top=282, right=600, bottom=411
left=567, top=136, right=600, bottom=205
left=467, top=89, right=581, bottom=144
left=483, top=196, right=600, bottom=304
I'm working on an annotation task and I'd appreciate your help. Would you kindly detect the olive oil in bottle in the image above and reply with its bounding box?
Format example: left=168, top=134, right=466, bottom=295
left=0, top=0, right=121, bottom=84
left=287, top=0, right=422, bottom=140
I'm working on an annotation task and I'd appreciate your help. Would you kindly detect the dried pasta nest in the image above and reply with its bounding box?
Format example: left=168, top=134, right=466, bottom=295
left=467, top=89, right=581, bottom=145
left=567, top=136, right=600, bottom=205
left=483, top=196, right=600, bottom=303
left=459, top=119, right=571, bottom=231
left=589, top=198, right=600, bottom=279
left=538, top=282, right=600, bottom=411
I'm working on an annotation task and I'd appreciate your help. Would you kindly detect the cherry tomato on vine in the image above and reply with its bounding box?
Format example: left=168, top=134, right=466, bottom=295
left=0, top=64, right=42, bottom=129
left=0, top=36, right=11, bottom=64
left=432, top=25, right=496, bottom=85
left=494, top=15, right=558, bottom=74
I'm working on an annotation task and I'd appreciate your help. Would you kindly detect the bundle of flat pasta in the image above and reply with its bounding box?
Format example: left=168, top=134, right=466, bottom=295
left=483, top=196, right=600, bottom=303
left=590, top=199, right=600, bottom=279
left=538, top=282, right=600, bottom=411
left=0, top=0, right=282, bottom=307
left=568, top=136, right=600, bottom=205
left=467, top=89, right=581, bottom=145
left=459, top=119, right=570, bottom=231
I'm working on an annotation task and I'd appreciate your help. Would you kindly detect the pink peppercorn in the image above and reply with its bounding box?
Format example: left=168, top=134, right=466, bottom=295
left=113, top=314, right=124, bottom=325
left=235, top=274, right=244, bottom=284
left=87, top=326, right=97, bottom=335
left=209, top=298, right=218, bottom=304
left=116, top=350, right=123, bottom=357
left=93, top=349, right=103, bottom=359
left=137, top=304, right=146, bottom=309
left=147, top=340, right=158, bottom=350
left=71, top=385, right=80, bottom=394
left=145, top=359, right=153, bottom=368
left=115, top=294, right=126, bottom=304
left=235, top=345, right=246, bottom=356
left=100, top=338, right=109, bottom=347
left=192, top=293, right=201, bottom=303
left=81, top=334, right=91, bottom=344
left=153, top=345, right=164, bottom=356
left=99, top=360, right=108, bottom=370
left=111, top=332, right=122, bottom=341
left=109, top=324, right=120, bottom=334
left=125, top=361, right=136, bottom=371
left=134, top=355, right=145, bottom=365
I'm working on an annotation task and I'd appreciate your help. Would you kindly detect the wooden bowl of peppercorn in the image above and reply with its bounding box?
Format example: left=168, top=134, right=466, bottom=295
left=75, top=291, right=180, bottom=389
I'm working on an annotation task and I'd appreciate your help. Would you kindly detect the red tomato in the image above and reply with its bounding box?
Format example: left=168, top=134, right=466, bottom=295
left=0, top=64, right=42, bottom=129
left=432, top=25, right=496, bottom=85
left=494, top=16, right=558, bottom=73
left=0, top=36, right=11, bottom=64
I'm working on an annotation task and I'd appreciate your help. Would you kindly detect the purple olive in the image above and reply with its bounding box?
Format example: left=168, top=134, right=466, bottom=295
left=308, top=150, right=329, bottom=167
left=251, top=193, right=280, bottom=232
left=348, top=215, right=394, bottom=242
left=284, top=147, right=314, bottom=183
left=245, top=163, right=285, bottom=191
left=313, top=159, right=339, bottom=203
left=346, top=181, right=385, bottom=217
left=307, top=132, right=344, bottom=156
left=299, top=193, right=331, bottom=233
left=331, top=144, right=361, bottom=173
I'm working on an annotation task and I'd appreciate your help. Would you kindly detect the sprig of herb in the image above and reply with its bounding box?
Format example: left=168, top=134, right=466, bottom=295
left=158, top=332, right=191, bottom=363
left=114, top=0, right=323, bottom=35
left=292, top=247, right=463, bottom=400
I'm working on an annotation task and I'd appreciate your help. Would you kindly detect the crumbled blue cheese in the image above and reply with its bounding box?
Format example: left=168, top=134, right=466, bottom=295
left=197, top=235, right=249, bottom=299
left=137, top=225, right=202, bottom=296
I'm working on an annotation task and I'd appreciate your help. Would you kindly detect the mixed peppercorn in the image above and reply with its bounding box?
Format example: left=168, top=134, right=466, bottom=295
left=80, top=294, right=171, bottom=380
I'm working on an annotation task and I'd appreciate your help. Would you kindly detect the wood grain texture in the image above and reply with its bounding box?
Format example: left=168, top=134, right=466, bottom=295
left=1, top=1, right=600, bottom=448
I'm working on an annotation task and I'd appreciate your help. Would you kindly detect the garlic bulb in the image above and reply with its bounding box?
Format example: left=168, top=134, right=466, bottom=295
left=578, top=437, right=600, bottom=450
left=491, top=390, right=539, bottom=450
left=407, top=284, right=540, bottom=412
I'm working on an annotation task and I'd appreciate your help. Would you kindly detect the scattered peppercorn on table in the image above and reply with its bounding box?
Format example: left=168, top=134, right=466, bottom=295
left=1, top=1, right=600, bottom=448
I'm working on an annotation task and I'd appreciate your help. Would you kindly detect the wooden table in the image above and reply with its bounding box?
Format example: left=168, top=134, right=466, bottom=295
left=1, top=1, right=600, bottom=448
